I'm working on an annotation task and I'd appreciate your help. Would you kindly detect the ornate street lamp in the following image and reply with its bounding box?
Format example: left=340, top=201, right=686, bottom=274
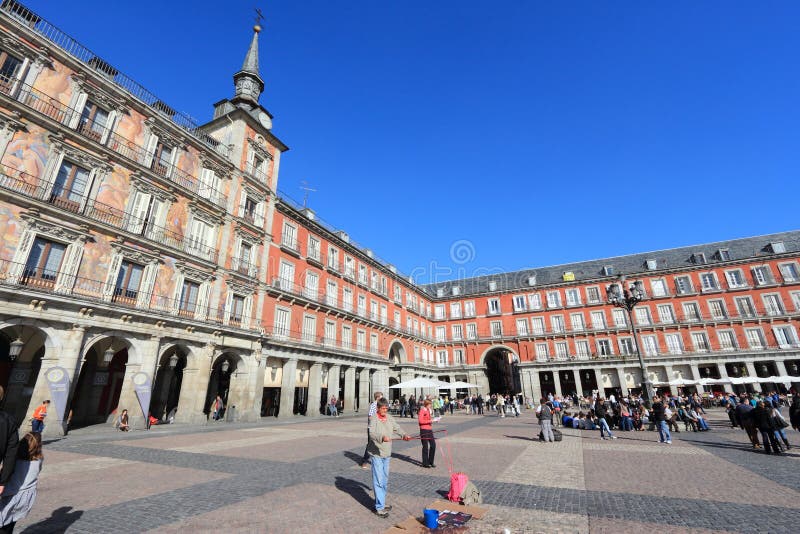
left=759, top=363, right=768, bottom=375
left=790, top=362, right=798, bottom=375
left=221, top=360, right=230, bottom=374
left=8, top=338, right=23, bottom=361
left=103, top=346, right=115, bottom=364
left=169, top=353, right=179, bottom=369
left=607, top=277, right=655, bottom=406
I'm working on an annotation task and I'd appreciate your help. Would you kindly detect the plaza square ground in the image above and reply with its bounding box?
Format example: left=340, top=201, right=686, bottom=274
left=14, top=409, right=800, bottom=533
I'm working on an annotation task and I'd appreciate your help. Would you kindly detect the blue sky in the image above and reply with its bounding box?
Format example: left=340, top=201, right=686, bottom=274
left=25, top=1, right=800, bottom=283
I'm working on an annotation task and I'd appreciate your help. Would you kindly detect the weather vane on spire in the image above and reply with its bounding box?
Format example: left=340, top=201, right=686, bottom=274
left=254, top=7, right=264, bottom=32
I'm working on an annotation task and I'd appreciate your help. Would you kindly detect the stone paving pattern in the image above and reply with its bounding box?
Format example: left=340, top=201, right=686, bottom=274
left=14, top=409, right=800, bottom=533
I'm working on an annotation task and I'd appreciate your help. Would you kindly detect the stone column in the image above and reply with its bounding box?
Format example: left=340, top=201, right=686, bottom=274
left=775, top=360, right=789, bottom=376
left=528, top=369, right=542, bottom=404
left=306, top=362, right=322, bottom=418
left=278, top=358, right=298, bottom=418
left=114, top=335, right=161, bottom=428
left=178, top=343, right=214, bottom=424
left=616, top=368, right=629, bottom=396
left=327, top=364, right=341, bottom=411
left=358, top=368, right=371, bottom=412
left=663, top=364, right=677, bottom=396
left=31, top=326, right=87, bottom=438
left=344, top=366, right=356, bottom=414
left=372, top=368, right=387, bottom=397
left=715, top=362, right=734, bottom=394
left=552, top=370, right=563, bottom=398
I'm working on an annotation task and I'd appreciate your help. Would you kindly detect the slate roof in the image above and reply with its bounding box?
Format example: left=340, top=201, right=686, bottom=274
left=420, top=230, right=800, bottom=299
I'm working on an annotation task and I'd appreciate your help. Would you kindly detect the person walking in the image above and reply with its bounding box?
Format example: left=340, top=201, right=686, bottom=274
left=408, top=395, right=416, bottom=418
left=771, top=404, right=791, bottom=450
left=361, top=391, right=383, bottom=469
left=368, top=398, right=410, bottom=518
left=496, top=395, right=505, bottom=418
left=418, top=398, right=437, bottom=468
left=538, top=399, right=555, bottom=442
left=593, top=398, right=617, bottom=440
left=30, top=401, right=49, bottom=434
left=477, top=394, right=484, bottom=415
left=212, top=395, right=224, bottom=421
left=0, top=388, right=19, bottom=501
left=399, top=395, right=408, bottom=418
left=0, top=432, right=43, bottom=533
left=652, top=396, right=671, bottom=444
left=752, top=400, right=781, bottom=454
left=789, top=396, right=800, bottom=432
left=735, top=398, right=760, bottom=448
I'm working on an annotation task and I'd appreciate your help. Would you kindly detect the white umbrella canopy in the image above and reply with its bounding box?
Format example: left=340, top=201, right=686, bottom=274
left=389, top=377, right=447, bottom=389
left=669, top=378, right=697, bottom=386
left=439, top=380, right=482, bottom=389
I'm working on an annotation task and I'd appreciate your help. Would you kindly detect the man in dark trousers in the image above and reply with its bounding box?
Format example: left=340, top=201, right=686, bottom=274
left=0, top=387, right=19, bottom=496
left=652, top=395, right=671, bottom=444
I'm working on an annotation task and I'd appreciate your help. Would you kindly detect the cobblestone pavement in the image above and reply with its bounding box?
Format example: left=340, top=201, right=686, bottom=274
left=16, top=409, right=800, bottom=533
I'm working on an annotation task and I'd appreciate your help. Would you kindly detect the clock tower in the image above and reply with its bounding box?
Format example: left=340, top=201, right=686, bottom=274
left=232, top=24, right=265, bottom=106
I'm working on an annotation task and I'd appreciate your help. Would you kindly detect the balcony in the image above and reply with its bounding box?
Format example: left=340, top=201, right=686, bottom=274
left=0, top=165, right=218, bottom=264
left=261, top=325, right=383, bottom=357
left=0, top=258, right=249, bottom=329
left=230, top=257, right=258, bottom=279
left=0, top=79, right=227, bottom=210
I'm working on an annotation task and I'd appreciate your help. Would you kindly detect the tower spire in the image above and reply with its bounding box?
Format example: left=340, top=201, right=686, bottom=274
left=232, top=17, right=265, bottom=105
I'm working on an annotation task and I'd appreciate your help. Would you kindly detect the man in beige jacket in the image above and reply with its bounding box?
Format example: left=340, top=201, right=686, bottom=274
left=367, top=398, right=410, bottom=518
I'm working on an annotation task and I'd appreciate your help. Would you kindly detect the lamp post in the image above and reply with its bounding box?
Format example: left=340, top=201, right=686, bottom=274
left=606, top=277, right=655, bottom=406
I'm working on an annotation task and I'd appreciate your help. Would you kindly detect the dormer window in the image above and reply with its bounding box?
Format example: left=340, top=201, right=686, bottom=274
left=770, top=242, right=786, bottom=254
left=717, top=249, right=731, bottom=261
left=691, top=253, right=707, bottom=264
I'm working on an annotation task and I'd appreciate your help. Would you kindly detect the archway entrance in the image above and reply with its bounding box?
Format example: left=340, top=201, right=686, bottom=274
left=388, top=377, right=399, bottom=401
left=484, top=347, right=521, bottom=395
left=204, top=354, right=237, bottom=419
left=70, top=338, right=128, bottom=428
left=0, top=327, right=46, bottom=425
left=149, top=346, right=187, bottom=422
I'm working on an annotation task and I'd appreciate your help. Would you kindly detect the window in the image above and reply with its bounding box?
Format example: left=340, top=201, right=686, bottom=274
left=735, top=296, right=755, bottom=317
left=344, top=255, right=354, bottom=278
left=490, top=320, right=503, bottom=337
left=546, top=291, right=562, bottom=308
left=454, top=349, right=464, bottom=365
left=531, top=317, right=545, bottom=335
left=358, top=264, right=368, bottom=285
left=708, top=299, right=727, bottom=319
left=281, top=223, right=297, bottom=251
left=576, top=340, right=590, bottom=359
left=682, top=302, right=701, bottom=322
left=792, top=292, right=800, bottom=311
left=341, top=326, right=352, bottom=348
left=774, top=326, right=798, bottom=348
left=327, top=246, right=340, bottom=271
left=234, top=241, right=253, bottom=276
left=51, top=160, right=91, bottom=211
left=565, top=289, right=581, bottom=306
left=674, top=275, right=693, bottom=295
left=691, top=332, right=710, bottom=352
left=437, top=350, right=448, bottom=367
left=434, top=304, right=445, bottom=320
left=718, top=249, right=731, bottom=261
left=466, top=323, right=477, bottom=340
left=718, top=330, right=737, bottom=351
left=357, top=294, right=366, bottom=317
left=324, top=320, right=336, bottom=346
left=304, top=271, right=319, bottom=300
left=393, top=310, right=401, bottom=328
left=779, top=262, right=799, bottom=283
left=752, top=265, right=773, bottom=286
left=570, top=313, right=585, bottom=331
left=725, top=270, right=746, bottom=288
left=657, top=304, right=675, bottom=324
left=302, top=314, right=316, bottom=343
left=612, top=309, right=626, bottom=327
left=555, top=342, right=568, bottom=360
left=535, top=343, right=549, bottom=361
left=436, top=326, right=446, bottom=342
left=596, top=339, right=612, bottom=356
left=342, top=287, right=353, bottom=312
left=186, top=216, right=216, bottom=260
left=516, top=318, right=529, bottom=335
left=450, top=302, right=461, bottom=319
left=650, top=279, right=668, bottom=297
left=634, top=307, right=651, bottom=325
left=77, top=99, right=110, bottom=142
left=528, top=293, right=542, bottom=310
left=370, top=333, right=379, bottom=354
left=356, top=330, right=366, bottom=351
left=370, top=271, right=379, bottom=291
left=22, top=237, right=66, bottom=287
left=665, top=334, right=683, bottom=354
left=307, top=236, right=321, bottom=262
left=512, top=295, right=527, bottom=312
left=152, top=141, right=174, bottom=176
left=277, top=261, right=295, bottom=289
left=326, top=280, right=337, bottom=307
left=745, top=328, right=765, bottom=349
left=692, top=252, right=707, bottom=264
left=274, top=307, right=290, bottom=338
left=641, top=335, right=658, bottom=356
left=770, top=242, right=786, bottom=253
left=586, top=286, right=601, bottom=303
left=464, top=300, right=476, bottom=317
left=488, top=298, right=501, bottom=315
left=699, top=272, right=719, bottom=291
left=113, top=260, right=144, bottom=304
left=551, top=315, right=565, bottom=333
left=393, top=284, right=401, bottom=303
left=380, top=304, right=387, bottom=325
left=0, top=48, right=23, bottom=89
left=451, top=324, right=463, bottom=340
left=178, top=279, right=200, bottom=317
left=619, top=338, right=635, bottom=355
left=590, top=311, right=606, bottom=329
left=762, top=294, right=784, bottom=316
left=370, top=301, right=378, bottom=322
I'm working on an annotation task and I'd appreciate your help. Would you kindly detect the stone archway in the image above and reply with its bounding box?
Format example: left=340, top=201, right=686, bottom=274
left=204, top=353, right=244, bottom=420
left=149, top=345, right=189, bottom=422
left=388, top=340, right=406, bottom=366
left=0, top=325, right=48, bottom=424
left=69, top=335, right=131, bottom=428
left=483, top=346, right=521, bottom=395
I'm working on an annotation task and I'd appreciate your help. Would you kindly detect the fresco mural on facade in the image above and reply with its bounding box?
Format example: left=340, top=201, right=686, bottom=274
left=31, top=61, right=73, bottom=108
left=114, top=108, right=147, bottom=148
left=165, top=196, right=188, bottom=238
left=1, top=126, right=50, bottom=182
left=176, top=148, right=199, bottom=181
left=77, top=232, right=113, bottom=282
left=95, top=164, right=130, bottom=211
left=0, top=204, right=23, bottom=261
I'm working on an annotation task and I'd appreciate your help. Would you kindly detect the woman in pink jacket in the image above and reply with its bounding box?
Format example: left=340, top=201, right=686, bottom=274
left=418, top=398, right=436, bottom=468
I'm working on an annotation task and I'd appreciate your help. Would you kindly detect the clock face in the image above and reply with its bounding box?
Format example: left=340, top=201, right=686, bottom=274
left=258, top=111, right=271, bottom=128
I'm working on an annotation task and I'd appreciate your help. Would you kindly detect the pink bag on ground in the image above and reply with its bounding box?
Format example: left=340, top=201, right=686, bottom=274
left=447, top=472, right=469, bottom=503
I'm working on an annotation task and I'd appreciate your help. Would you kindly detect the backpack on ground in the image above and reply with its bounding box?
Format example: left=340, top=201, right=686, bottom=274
left=447, top=472, right=469, bottom=503
left=460, top=480, right=482, bottom=505
left=553, top=428, right=563, bottom=442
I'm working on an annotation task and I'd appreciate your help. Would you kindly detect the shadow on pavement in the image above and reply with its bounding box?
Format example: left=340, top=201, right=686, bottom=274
left=21, top=506, right=83, bottom=533
left=392, top=452, right=424, bottom=467
left=504, top=435, right=535, bottom=441
left=334, top=476, right=374, bottom=510
left=343, top=450, right=364, bottom=466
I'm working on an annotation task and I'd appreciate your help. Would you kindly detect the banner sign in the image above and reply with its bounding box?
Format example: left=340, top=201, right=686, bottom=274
left=132, top=372, right=152, bottom=426
left=44, top=366, right=70, bottom=424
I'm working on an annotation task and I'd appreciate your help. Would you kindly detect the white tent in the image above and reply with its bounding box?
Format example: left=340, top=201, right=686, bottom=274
left=438, top=380, right=482, bottom=390
left=697, top=378, right=730, bottom=386
left=389, top=377, right=449, bottom=389
left=668, top=378, right=698, bottom=387
left=729, top=376, right=759, bottom=385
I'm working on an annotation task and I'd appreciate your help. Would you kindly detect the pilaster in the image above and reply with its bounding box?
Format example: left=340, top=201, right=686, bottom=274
left=278, top=358, right=298, bottom=418
left=306, top=362, right=322, bottom=417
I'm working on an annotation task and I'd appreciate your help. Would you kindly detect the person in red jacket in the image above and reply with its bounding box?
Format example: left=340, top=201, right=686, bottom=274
left=418, top=398, right=436, bottom=468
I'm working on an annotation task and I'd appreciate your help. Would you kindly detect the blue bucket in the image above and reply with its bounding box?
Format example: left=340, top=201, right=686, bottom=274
left=423, top=508, right=439, bottom=529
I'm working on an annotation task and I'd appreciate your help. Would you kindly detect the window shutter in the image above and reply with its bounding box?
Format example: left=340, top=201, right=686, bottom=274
left=170, top=271, right=185, bottom=314
left=67, top=93, right=88, bottom=128
left=53, top=242, right=84, bottom=294
left=238, top=189, right=247, bottom=217
left=100, top=109, right=118, bottom=145
left=136, top=262, right=159, bottom=309
left=199, top=168, right=217, bottom=203
left=231, top=237, right=242, bottom=271
left=223, top=291, right=233, bottom=325
left=125, top=191, right=151, bottom=234
left=254, top=200, right=265, bottom=227
left=194, top=280, right=212, bottom=320
left=101, top=253, right=124, bottom=301
left=241, top=294, right=254, bottom=329
left=143, top=132, right=159, bottom=167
